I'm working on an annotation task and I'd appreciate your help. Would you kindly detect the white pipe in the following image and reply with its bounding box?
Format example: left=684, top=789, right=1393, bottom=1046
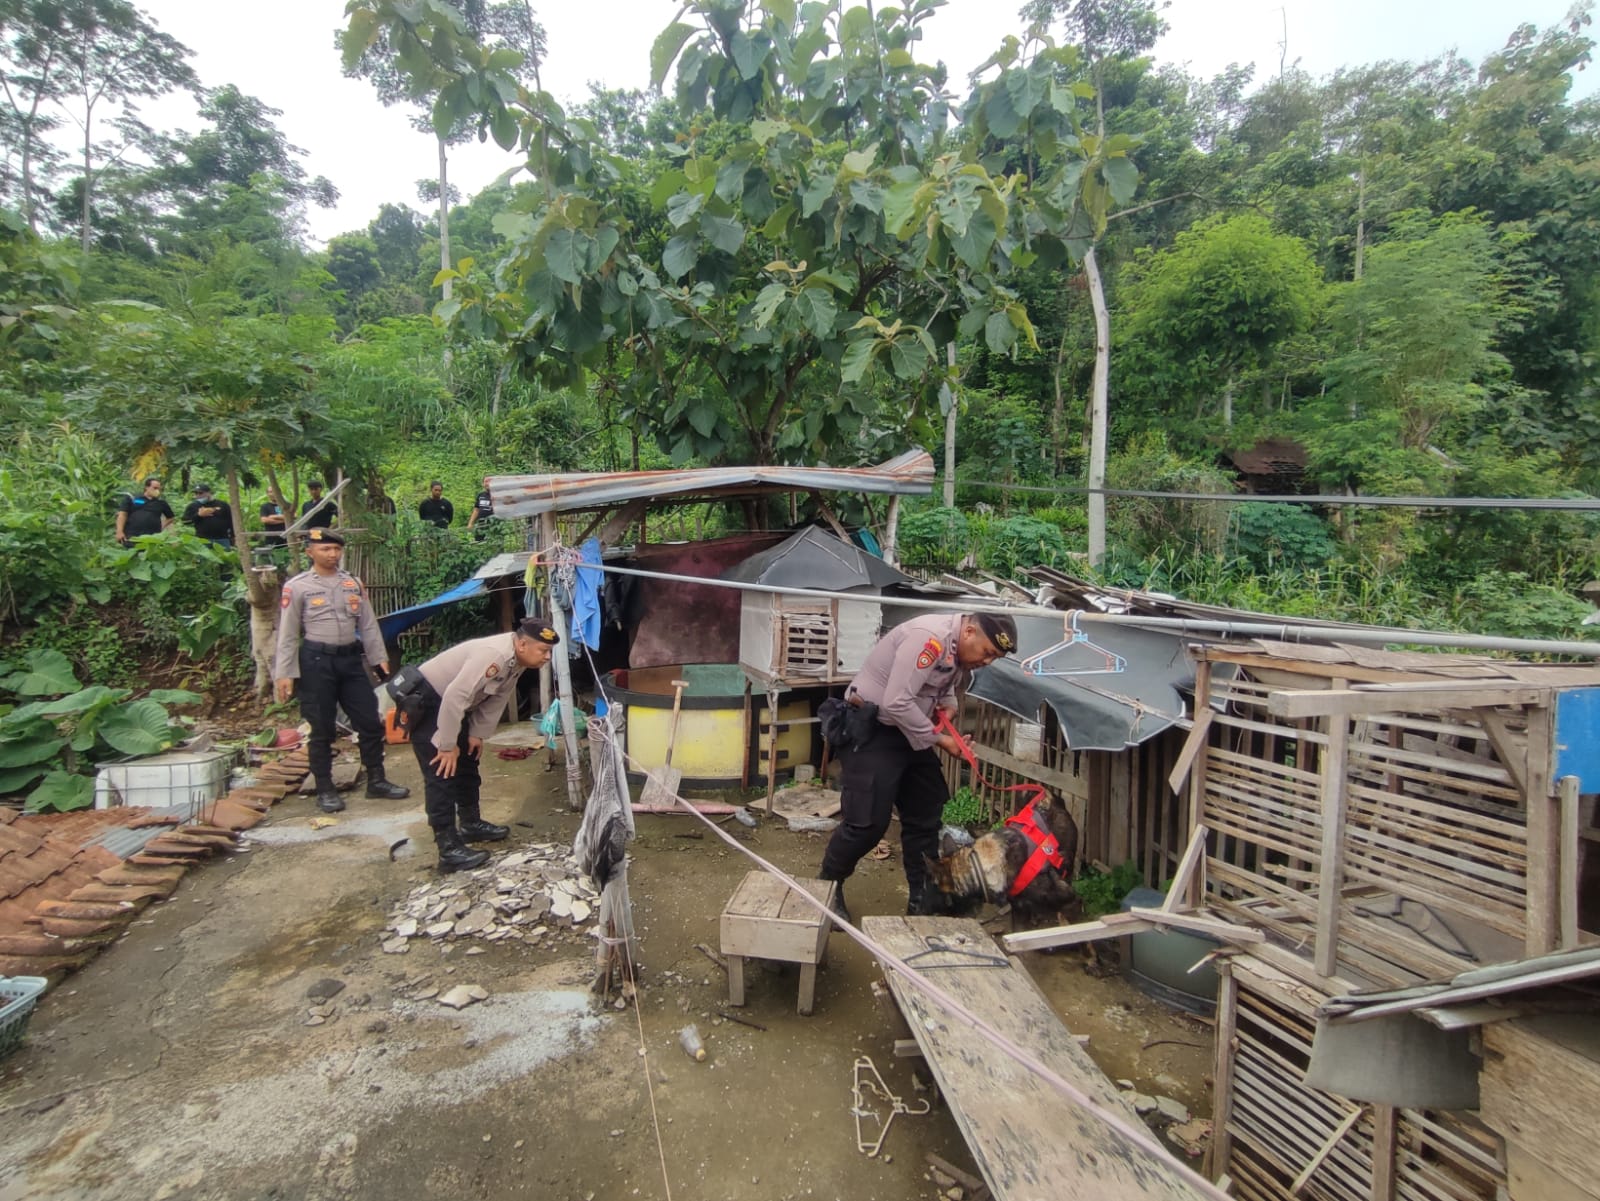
left=579, top=560, right=1600, bottom=660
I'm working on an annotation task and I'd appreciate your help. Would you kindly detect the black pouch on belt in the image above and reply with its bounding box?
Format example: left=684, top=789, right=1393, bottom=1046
left=820, top=697, right=878, bottom=751
left=384, top=664, right=428, bottom=721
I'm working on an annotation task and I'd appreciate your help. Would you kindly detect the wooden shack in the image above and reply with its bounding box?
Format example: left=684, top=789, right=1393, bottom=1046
left=1173, top=641, right=1600, bottom=1201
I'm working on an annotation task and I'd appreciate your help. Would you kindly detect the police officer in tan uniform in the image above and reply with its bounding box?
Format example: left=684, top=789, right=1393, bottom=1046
left=407, top=617, right=559, bottom=872
left=817, top=611, right=1017, bottom=921
left=273, top=527, right=410, bottom=812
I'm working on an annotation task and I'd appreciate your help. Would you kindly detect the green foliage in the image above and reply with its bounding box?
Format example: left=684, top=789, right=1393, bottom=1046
left=941, top=786, right=984, bottom=827
left=1451, top=571, right=1595, bottom=642
left=0, top=648, right=193, bottom=811
left=976, top=513, right=1072, bottom=579
left=1228, top=504, right=1339, bottom=572
left=1105, top=431, right=1234, bottom=558
left=1073, top=859, right=1145, bottom=918
left=896, top=506, right=972, bottom=569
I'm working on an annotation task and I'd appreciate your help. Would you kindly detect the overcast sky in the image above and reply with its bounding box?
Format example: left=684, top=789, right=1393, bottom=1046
left=119, top=0, right=1595, bottom=243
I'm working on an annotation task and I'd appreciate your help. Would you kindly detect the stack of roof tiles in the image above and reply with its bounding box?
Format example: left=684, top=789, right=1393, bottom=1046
left=0, top=746, right=312, bottom=982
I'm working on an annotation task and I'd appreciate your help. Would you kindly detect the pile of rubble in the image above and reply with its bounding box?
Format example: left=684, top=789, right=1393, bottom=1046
left=379, top=842, right=600, bottom=954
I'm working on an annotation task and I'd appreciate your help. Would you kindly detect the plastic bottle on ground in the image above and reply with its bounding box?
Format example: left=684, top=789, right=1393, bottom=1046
left=679, top=1023, right=706, bottom=1061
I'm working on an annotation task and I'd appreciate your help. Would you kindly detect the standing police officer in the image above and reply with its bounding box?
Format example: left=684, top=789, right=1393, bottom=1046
left=402, top=617, right=558, bottom=872
left=817, top=611, right=1017, bottom=921
left=273, top=527, right=410, bottom=812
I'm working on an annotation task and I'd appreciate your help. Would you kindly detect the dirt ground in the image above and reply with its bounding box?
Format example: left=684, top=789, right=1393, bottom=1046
left=0, top=746, right=1213, bottom=1201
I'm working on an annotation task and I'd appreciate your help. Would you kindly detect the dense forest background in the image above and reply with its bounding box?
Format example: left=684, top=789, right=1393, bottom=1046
left=4, top=0, right=1600, bottom=738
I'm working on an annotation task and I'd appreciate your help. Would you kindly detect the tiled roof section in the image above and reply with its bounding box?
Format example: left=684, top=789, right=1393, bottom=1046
left=0, top=746, right=312, bottom=983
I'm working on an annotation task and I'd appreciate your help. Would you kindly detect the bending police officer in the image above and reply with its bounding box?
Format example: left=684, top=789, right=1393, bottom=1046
left=817, top=611, right=1017, bottom=921
left=273, top=527, right=410, bottom=812
left=404, top=617, right=558, bottom=872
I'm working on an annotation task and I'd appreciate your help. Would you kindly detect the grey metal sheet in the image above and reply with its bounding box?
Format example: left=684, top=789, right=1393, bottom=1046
left=721, top=527, right=911, bottom=591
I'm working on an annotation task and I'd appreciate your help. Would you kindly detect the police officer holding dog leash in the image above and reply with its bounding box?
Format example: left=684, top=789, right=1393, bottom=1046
left=387, top=617, right=559, bottom=873
left=273, top=527, right=411, bottom=813
left=817, top=611, right=1017, bottom=922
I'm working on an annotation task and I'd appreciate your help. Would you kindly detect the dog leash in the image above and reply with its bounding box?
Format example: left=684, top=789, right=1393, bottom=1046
left=935, top=711, right=1048, bottom=811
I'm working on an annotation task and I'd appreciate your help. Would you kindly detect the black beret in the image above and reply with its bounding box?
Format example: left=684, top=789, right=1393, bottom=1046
left=974, top=611, right=1018, bottom=655
left=517, top=616, right=561, bottom=645
left=306, top=527, right=344, bottom=546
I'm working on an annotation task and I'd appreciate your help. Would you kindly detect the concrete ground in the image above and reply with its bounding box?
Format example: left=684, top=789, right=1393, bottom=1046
left=0, top=747, right=1212, bottom=1201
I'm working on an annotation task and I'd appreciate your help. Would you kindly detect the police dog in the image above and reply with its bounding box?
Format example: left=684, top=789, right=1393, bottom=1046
left=923, top=792, right=1080, bottom=929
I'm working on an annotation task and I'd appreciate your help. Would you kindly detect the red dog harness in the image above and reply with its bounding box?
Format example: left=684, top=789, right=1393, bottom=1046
left=1004, top=800, right=1066, bottom=896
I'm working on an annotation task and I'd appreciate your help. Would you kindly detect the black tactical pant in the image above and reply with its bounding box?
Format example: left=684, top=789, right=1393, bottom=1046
left=819, top=724, right=947, bottom=891
left=298, top=642, right=385, bottom=786
left=407, top=686, right=483, bottom=832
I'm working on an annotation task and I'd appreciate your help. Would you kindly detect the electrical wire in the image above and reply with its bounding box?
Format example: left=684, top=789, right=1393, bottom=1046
left=938, top=478, right=1600, bottom=510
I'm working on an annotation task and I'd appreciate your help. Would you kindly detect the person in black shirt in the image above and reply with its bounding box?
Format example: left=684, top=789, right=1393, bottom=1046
left=115, top=478, right=175, bottom=545
left=418, top=480, right=453, bottom=529
left=259, top=494, right=287, bottom=548
left=182, top=484, right=234, bottom=547
left=467, top=477, right=494, bottom=533
left=301, top=480, right=337, bottom=529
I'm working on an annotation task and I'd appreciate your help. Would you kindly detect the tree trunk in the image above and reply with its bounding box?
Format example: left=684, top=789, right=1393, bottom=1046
left=942, top=342, right=957, bottom=508
left=226, top=467, right=281, bottom=699
left=1051, top=309, right=1070, bottom=475
left=437, top=136, right=452, bottom=303
left=1222, top=374, right=1234, bottom=428
left=1085, top=247, right=1110, bottom=568
left=1354, top=165, right=1366, bottom=281
left=80, top=112, right=92, bottom=253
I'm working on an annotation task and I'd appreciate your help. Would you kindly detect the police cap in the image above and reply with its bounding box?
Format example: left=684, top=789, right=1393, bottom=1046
left=974, top=611, right=1018, bottom=655
left=306, top=527, right=345, bottom=546
left=516, top=616, right=561, bottom=645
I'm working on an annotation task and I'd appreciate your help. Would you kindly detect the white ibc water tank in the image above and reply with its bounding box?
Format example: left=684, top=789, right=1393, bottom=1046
left=94, top=749, right=230, bottom=810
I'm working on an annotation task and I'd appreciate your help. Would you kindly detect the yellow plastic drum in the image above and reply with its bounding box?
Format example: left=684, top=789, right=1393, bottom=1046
left=604, top=664, right=814, bottom=787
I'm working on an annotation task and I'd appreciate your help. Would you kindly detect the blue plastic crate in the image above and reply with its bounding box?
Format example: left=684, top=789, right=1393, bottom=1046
left=0, top=976, right=46, bottom=1060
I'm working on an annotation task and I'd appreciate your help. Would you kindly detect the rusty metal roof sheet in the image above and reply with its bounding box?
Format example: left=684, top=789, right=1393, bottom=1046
left=488, top=450, right=935, bottom=518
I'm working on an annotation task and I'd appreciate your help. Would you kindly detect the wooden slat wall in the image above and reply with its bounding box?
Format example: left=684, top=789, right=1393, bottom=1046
left=1217, top=960, right=1505, bottom=1201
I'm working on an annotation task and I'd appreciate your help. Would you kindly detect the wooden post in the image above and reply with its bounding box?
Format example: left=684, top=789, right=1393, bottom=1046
left=531, top=520, right=552, bottom=716
left=882, top=494, right=901, bottom=567
left=1184, top=662, right=1213, bottom=908
left=765, top=684, right=781, bottom=814
left=542, top=512, right=585, bottom=811
left=1370, top=1104, right=1398, bottom=1201
left=1525, top=702, right=1557, bottom=954
left=1205, top=963, right=1239, bottom=1181
left=1314, top=687, right=1351, bottom=978
left=1559, top=773, right=1581, bottom=950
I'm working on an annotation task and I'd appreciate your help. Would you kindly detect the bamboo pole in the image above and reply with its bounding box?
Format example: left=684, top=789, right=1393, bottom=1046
left=542, top=512, right=585, bottom=811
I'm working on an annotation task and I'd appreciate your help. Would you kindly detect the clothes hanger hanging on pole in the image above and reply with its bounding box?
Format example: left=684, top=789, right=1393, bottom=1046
left=1019, top=610, right=1127, bottom=677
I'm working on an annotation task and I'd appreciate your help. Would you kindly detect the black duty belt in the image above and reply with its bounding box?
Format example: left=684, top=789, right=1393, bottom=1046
left=303, top=640, right=363, bottom=656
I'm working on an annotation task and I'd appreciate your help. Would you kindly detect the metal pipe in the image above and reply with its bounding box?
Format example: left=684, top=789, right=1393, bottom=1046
left=580, top=560, right=1600, bottom=660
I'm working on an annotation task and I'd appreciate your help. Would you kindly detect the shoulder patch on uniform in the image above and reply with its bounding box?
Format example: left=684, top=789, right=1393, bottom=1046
left=485, top=663, right=499, bottom=679
left=280, top=587, right=292, bottom=609
left=916, top=637, right=943, bottom=670
left=341, top=579, right=359, bottom=590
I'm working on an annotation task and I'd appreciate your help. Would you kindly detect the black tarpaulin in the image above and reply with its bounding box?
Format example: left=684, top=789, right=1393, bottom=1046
left=968, top=615, right=1195, bottom=752
left=721, top=526, right=912, bottom=591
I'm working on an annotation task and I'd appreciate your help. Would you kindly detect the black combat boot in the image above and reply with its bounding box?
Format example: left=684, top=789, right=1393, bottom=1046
left=819, top=876, right=851, bottom=926
left=315, top=783, right=345, bottom=813
left=364, top=766, right=410, bottom=800
left=458, top=817, right=509, bottom=842
left=905, top=881, right=945, bottom=916
left=434, top=828, right=490, bottom=873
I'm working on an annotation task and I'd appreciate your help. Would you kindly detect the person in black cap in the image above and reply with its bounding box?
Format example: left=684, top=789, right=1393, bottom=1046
left=301, top=480, right=337, bottom=529
left=817, top=609, right=1018, bottom=921
left=418, top=480, right=453, bottom=529
left=272, top=526, right=410, bottom=812
left=182, top=484, right=234, bottom=547
left=404, top=617, right=559, bottom=871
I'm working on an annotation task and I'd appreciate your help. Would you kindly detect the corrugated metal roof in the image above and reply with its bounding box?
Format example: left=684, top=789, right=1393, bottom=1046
left=488, top=450, right=935, bottom=518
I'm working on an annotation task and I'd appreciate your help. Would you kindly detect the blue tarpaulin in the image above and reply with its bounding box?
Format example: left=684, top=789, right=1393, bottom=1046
left=378, top=576, right=488, bottom=641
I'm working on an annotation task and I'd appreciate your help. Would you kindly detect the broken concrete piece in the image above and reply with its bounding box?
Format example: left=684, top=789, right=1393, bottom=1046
left=306, top=978, right=347, bottom=1002
left=425, top=921, right=454, bottom=938
left=1130, top=1093, right=1156, bottom=1114
left=1154, top=1096, right=1190, bottom=1124
left=393, top=918, right=418, bottom=938
left=570, top=899, right=591, bottom=923
left=382, top=937, right=410, bottom=954
left=437, top=984, right=488, bottom=1010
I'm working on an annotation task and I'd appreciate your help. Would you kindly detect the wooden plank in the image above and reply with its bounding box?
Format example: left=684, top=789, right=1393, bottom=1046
left=1186, top=667, right=1213, bottom=906
left=1205, top=965, right=1239, bottom=1181
left=1268, top=684, right=1546, bottom=720
left=1167, top=709, right=1213, bottom=797
left=1560, top=773, right=1581, bottom=949
left=1164, top=823, right=1209, bottom=912
left=1314, top=706, right=1350, bottom=978
left=1002, top=913, right=1155, bottom=952
left=1126, top=908, right=1264, bottom=942
left=865, top=915, right=1211, bottom=1201
left=1476, top=707, right=1529, bottom=797
left=1525, top=704, right=1557, bottom=954
left=1481, top=1016, right=1600, bottom=1196
left=1288, top=1104, right=1365, bottom=1194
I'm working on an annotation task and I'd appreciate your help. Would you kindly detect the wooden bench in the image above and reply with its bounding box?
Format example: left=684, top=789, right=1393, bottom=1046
left=863, top=915, right=1212, bottom=1201
left=720, top=871, right=835, bottom=1016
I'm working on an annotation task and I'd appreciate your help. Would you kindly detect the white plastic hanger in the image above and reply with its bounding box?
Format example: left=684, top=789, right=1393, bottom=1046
left=1020, top=610, right=1128, bottom=677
